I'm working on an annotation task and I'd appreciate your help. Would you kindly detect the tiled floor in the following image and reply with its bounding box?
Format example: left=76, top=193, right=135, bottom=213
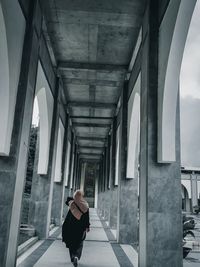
left=17, top=209, right=137, bottom=267
left=17, top=209, right=200, bottom=267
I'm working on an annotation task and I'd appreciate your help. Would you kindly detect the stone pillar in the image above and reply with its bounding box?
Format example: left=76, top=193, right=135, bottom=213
left=29, top=77, right=60, bottom=238
left=191, top=173, right=198, bottom=208
left=107, top=135, right=111, bottom=189
left=109, top=117, right=118, bottom=229
left=99, top=161, right=103, bottom=193
left=139, top=2, right=182, bottom=267
left=94, top=164, right=99, bottom=209
left=80, top=161, right=86, bottom=191
left=117, top=82, right=138, bottom=245
left=186, top=198, right=191, bottom=213
left=68, top=133, right=75, bottom=196
left=104, top=139, right=111, bottom=222
left=102, top=151, right=105, bottom=193
left=75, top=156, right=81, bottom=190
left=0, top=2, right=40, bottom=266
left=51, top=115, right=69, bottom=226
left=72, top=144, right=78, bottom=190
left=98, top=161, right=104, bottom=216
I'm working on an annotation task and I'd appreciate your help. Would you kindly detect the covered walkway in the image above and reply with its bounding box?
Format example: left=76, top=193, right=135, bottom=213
left=17, top=209, right=138, bottom=267
left=0, top=0, right=199, bottom=267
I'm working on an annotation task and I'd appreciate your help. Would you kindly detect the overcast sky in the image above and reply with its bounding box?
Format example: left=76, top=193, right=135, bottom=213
left=180, top=0, right=200, bottom=167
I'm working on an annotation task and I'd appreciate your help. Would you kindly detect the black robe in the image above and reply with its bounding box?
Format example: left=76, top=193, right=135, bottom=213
left=62, top=197, right=90, bottom=250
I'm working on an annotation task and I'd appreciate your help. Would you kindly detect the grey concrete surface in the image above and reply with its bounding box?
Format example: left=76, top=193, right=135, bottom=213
left=51, top=183, right=64, bottom=225
left=138, top=3, right=183, bottom=267
left=34, top=240, right=120, bottom=267
left=33, top=209, right=120, bottom=267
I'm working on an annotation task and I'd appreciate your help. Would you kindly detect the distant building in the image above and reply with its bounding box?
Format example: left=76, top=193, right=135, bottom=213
left=181, top=166, right=200, bottom=212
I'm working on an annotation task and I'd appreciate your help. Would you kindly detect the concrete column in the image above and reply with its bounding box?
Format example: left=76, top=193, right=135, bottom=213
left=29, top=78, right=60, bottom=238
left=101, top=159, right=105, bottom=219
left=74, top=155, right=79, bottom=190
left=75, top=156, right=81, bottom=189
left=101, top=153, right=105, bottom=192
left=139, top=2, right=182, bottom=267
left=0, top=2, right=40, bottom=266
left=51, top=115, right=69, bottom=226
left=108, top=117, right=118, bottom=229
left=106, top=139, right=110, bottom=189
left=186, top=198, right=191, bottom=213
left=104, top=141, right=111, bottom=222
left=117, top=82, right=138, bottom=245
left=97, top=161, right=104, bottom=216
left=80, top=162, right=86, bottom=191
left=78, top=159, right=82, bottom=188
left=72, top=144, right=78, bottom=190
left=94, top=164, right=99, bottom=209
left=99, top=161, right=103, bottom=193
left=67, top=133, right=74, bottom=196
left=107, top=135, right=112, bottom=189
left=191, top=173, right=198, bottom=208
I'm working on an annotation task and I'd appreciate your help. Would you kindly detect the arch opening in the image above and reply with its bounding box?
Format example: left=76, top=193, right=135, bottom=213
left=35, top=62, right=54, bottom=175
left=0, top=3, right=10, bottom=155
left=127, top=74, right=141, bottom=179
left=181, top=184, right=191, bottom=212
left=158, top=0, right=197, bottom=163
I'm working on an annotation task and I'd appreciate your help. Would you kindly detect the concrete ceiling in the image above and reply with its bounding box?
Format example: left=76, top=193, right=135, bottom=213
left=41, top=0, right=146, bottom=161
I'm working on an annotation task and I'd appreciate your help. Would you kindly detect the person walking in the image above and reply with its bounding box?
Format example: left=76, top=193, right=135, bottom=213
left=62, top=190, right=90, bottom=267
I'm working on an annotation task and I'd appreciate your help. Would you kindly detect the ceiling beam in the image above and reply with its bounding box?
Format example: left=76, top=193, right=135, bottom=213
left=70, top=116, right=113, bottom=120
left=79, top=156, right=102, bottom=160
left=78, top=146, right=104, bottom=150
left=77, top=136, right=106, bottom=142
left=73, top=122, right=111, bottom=128
left=80, top=159, right=101, bottom=163
left=68, top=101, right=116, bottom=109
left=79, top=153, right=103, bottom=156
left=58, top=61, right=127, bottom=72
left=63, top=78, right=122, bottom=87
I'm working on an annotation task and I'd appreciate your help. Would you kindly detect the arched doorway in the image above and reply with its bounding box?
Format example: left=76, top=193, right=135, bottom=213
left=158, top=0, right=197, bottom=163
left=127, top=74, right=141, bottom=179
left=0, top=3, right=10, bottom=155
left=181, top=184, right=191, bottom=212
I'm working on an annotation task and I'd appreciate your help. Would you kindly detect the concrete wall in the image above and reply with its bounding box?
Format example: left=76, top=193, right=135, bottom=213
left=98, top=187, right=118, bottom=230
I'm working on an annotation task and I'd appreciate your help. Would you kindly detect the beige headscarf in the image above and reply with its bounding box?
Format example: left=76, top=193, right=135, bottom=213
left=69, top=190, right=89, bottom=220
